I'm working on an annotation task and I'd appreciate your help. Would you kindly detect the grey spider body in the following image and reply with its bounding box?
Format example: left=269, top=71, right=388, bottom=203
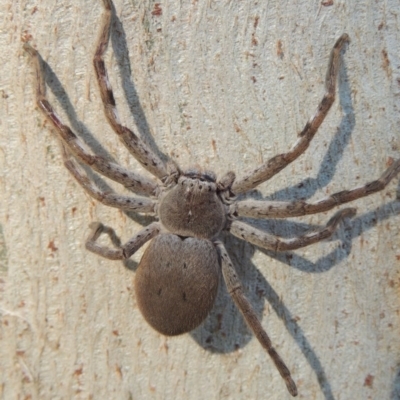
left=24, top=0, right=400, bottom=397
left=139, top=171, right=227, bottom=335
left=136, top=233, right=219, bottom=336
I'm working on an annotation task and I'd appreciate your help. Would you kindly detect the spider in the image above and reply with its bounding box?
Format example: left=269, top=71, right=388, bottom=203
left=24, top=0, right=400, bottom=397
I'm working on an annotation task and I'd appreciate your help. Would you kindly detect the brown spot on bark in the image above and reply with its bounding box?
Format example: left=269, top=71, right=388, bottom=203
left=381, top=49, right=392, bottom=78
left=152, top=3, right=162, bottom=16
left=277, top=40, right=284, bottom=59
left=363, top=374, right=374, bottom=388
left=48, top=240, right=58, bottom=252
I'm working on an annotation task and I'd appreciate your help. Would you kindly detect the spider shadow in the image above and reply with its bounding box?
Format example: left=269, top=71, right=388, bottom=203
left=392, top=364, right=400, bottom=400
left=191, top=197, right=400, bottom=400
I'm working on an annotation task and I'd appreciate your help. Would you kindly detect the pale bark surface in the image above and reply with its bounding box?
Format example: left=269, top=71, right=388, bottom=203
left=1, top=0, right=400, bottom=399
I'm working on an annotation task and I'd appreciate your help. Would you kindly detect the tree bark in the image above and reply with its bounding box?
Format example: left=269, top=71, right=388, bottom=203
left=1, top=0, right=399, bottom=399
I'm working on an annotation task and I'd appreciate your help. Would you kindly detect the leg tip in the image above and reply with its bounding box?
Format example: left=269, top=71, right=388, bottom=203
left=102, top=0, right=112, bottom=11
left=23, top=42, right=36, bottom=57
left=286, top=378, right=298, bottom=397
left=335, top=33, right=350, bottom=50
left=340, top=33, right=350, bottom=43
left=89, top=222, right=103, bottom=231
left=392, top=158, right=400, bottom=172
left=328, top=207, right=357, bottom=228
left=341, top=207, right=357, bottom=219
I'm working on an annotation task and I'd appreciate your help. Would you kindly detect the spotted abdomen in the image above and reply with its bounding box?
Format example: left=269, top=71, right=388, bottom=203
left=135, top=234, right=220, bottom=336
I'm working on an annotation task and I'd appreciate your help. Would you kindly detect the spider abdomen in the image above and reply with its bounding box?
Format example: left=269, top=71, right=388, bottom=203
left=135, top=233, right=219, bottom=336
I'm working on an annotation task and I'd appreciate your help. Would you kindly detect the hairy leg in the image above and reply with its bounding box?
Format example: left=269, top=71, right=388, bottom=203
left=62, top=147, right=156, bottom=212
left=232, top=159, right=400, bottom=219
left=86, top=221, right=160, bottom=260
left=233, top=34, right=350, bottom=194
left=24, top=43, right=159, bottom=197
left=215, top=241, right=297, bottom=397
left=94, top=0, right=168, bottom=181
left=230, top=208, right=355, bottom=252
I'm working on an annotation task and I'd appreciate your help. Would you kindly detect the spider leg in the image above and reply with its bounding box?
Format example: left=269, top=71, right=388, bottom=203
left=86, top=221, right=160, bottom=260
left=215, top=241, right=298, bottom=397
left=23, top=43, right=158, bottom=197
left=62, top=147, right=156, bottom=212
left=230, top=208, right=355, bottom=251
left=232, top=34, right=350, bottom=194
left=94, top=0, right=168, bottom=181
left=232, top=159, right=400, bottom=219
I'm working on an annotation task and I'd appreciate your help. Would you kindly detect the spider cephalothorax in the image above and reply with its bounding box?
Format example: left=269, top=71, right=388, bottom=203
left=158, top=170, right=231, bottom=239
left=24, top=0, right=400, bottom=396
